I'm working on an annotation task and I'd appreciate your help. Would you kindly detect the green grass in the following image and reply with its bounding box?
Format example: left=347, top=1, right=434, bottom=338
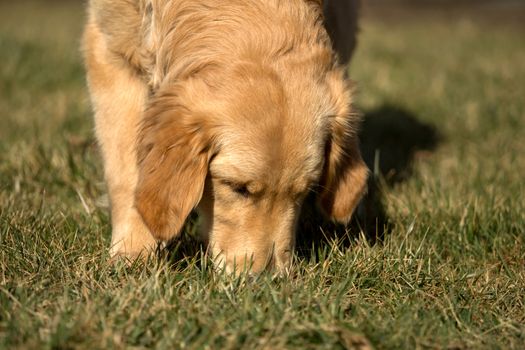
left=1, top=2, right=524, bottom=349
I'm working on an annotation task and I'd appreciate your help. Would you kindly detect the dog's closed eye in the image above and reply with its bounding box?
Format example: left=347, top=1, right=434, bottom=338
left=219, top=178, right=267, bottom=199
left=231, top=183, right=250, bottom=197
left=220, top=179, right=251, bottom=198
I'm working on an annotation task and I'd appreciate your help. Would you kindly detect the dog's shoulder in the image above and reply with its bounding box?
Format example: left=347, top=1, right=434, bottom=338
left=87, top=0, right=151, bottom=72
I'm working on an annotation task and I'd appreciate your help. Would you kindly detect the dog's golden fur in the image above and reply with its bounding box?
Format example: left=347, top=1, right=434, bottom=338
left=84, top=0, right=367, bottom=272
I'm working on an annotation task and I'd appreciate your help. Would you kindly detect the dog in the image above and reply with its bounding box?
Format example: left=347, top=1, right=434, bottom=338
left=83, top=0, right=367, bottom=272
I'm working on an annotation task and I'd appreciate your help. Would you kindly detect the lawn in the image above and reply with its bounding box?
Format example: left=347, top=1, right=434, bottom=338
left=1, top=1, right=524, bottom=349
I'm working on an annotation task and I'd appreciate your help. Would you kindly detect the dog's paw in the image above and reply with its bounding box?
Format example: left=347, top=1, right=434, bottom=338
left=109, top=212, right=158, bottom=261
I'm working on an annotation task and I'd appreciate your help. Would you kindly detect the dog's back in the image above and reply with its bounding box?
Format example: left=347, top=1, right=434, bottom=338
left=87, top=0, right=358, bottom=86
left=89, top=1, right=326, bottom=83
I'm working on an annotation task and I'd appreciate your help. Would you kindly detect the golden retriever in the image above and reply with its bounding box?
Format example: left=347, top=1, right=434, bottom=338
left=83, top=0, right=367, bottom=272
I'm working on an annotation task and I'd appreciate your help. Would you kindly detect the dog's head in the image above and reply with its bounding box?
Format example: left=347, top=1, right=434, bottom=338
left=135, top=61, right=368, bottom=272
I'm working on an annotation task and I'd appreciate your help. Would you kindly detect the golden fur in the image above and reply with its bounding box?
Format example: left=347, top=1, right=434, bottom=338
left=84, top=0, right=367, bottom=272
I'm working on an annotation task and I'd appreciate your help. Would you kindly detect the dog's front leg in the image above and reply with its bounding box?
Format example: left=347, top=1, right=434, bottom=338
left=84, top=22, right=157, bottom=259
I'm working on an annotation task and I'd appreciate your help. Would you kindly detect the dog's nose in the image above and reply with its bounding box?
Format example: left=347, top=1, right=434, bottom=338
left=223, top=252, right=286, bottom=274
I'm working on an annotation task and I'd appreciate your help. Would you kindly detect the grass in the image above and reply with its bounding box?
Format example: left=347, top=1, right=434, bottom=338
left=1, top=1, right=524, bottom=349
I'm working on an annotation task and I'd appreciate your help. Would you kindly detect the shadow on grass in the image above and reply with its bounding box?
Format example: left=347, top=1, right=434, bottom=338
left=165, top=104, right=441, bottom=265
left=163, top=213, right=207, bottom=267
left=296, top=104, right=441, bottom=258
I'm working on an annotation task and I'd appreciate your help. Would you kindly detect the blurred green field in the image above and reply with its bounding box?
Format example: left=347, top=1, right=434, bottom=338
left=1, top=1, right=524, bottom=349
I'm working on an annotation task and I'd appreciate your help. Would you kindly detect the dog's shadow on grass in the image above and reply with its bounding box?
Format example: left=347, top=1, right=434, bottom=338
left=166, top=104, right=441, bottom=265
left=296, top=104, right=441, bottom=257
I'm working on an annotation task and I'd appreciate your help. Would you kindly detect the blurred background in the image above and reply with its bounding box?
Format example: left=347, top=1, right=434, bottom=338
left=364, top=0, right=525, bottom=26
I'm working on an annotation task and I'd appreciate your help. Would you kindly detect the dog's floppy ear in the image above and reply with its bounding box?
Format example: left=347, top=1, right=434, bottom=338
left=135, top=87, right=214, bottom=241
left=318, top=75, right=369, bottom=224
